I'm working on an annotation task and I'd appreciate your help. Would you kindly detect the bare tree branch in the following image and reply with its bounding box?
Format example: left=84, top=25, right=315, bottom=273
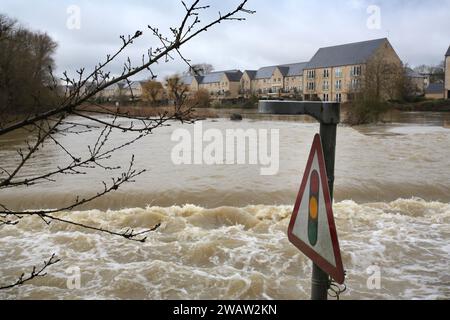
left=0, top=254, right=60, bottom=291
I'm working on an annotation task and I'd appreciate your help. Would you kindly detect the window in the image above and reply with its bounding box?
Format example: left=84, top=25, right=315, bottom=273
left=335, top=68, right=343, bottom=78
left=323, top=94, right=329, bottom=102
left=335, top=80, right=342, bottom=90
left=307, top=82, right=315, bottom=91
left=307, top=70, right=316, bottom=79
left=335, top=93, right=342, bottom=102
left=351, top=65, right=362, bottom=76
left=323, top=81, right=329, bottom=91
left=351, top=79, right=361, bottom=90
left=323, top=69, right=329, bottom=78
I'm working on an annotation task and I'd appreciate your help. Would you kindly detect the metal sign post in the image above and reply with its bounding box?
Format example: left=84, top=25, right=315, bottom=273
left=259, top=100, right=341, bottom=301
left=315, top=116, right=338, bottom=300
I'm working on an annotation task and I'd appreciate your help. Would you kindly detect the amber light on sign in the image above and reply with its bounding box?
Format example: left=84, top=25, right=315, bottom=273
left=308, top=170, right=320, bottom=246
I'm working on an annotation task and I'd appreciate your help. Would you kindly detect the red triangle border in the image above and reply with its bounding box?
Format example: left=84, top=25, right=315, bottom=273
left=287, top=134, right=345, bottom=284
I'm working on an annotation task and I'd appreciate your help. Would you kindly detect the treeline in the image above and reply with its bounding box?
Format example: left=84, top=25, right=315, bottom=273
left=0, top=14, right=58, bottom=115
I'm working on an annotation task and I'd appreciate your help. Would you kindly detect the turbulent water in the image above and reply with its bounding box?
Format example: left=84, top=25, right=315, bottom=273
left=0, top=111, right=449, bottom=300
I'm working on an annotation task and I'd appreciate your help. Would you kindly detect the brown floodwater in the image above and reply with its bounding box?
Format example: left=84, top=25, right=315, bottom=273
left=0, top=111, right=449, bottom=300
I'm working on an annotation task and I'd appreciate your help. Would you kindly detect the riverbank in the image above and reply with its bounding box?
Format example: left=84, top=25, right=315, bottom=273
left=81, top=104, right=220, bottom=119
left=82, top=99, right=450, bottom=126
left=391, top=99, right=450, bottom=112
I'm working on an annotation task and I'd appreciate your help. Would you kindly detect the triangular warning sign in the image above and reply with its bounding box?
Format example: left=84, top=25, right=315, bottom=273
left=288, top=134, right=345, bottom=284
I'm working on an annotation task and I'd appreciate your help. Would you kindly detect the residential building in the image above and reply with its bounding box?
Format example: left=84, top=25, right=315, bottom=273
left=196, top=70, right=243, bottom=99
left=99, top=83, right=122, bottom=100
left=240, top=70, right=257, bottom=97
left=425, top=83, right=445, bottom=100
left=419, top=73, right=431, bottom=88
left=282, top=62, right=308, bottom=96
left=57, top=84, right=74, bottom=98
left=128, top=81, right=144, bottom=98
left=445, top=46, right=450, bottom=99
left=406, top=67, right=427, bottom=96
left=302, top=38, right=402, bottom=102
left=170, top=38, right=408, bottom=103
left=252, top=65, right=288, bottom=96
left=180, top=75, right=200, bottom=92
left=248, top=62, right=307, bottom=97
left=178, top=71, right=243, bottom=99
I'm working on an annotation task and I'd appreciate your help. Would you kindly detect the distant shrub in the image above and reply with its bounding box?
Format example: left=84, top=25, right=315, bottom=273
left=421, top=99, right=450, bottom=108
left=243, top=94, right=259, bottom=108
left=211, top=100, right=222, bottom=108
left=189, top=89, right=211, bottom=108
left=344, top=96, right=389, bottom=126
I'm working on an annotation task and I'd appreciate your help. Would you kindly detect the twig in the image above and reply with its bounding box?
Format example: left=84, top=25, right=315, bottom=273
left=0, top=254, right=60, bottom=290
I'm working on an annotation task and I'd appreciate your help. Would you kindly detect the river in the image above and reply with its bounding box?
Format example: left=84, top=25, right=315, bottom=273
left=0, top=110, right=449, bottom=300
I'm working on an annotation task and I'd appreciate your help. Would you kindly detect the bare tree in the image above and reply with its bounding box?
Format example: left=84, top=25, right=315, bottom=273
left=189, top=88, right=211, bottom=108
left=345, top=55, right=403, bottom=125
left=185, top=63, right=215, bottom=76
left=142, top=80, right=164, bottom=106
left=0, top=14, right=16, bottom=40
left=166, top=75, right=191, bottom=111
left=414, top=62, right=445, bottom=83
left=0, top=0, right=254, bottom=290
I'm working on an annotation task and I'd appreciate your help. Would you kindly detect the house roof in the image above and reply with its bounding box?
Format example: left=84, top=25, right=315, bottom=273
left=446, top=46, right=450, bottom=57
left=426, top=83, right=444, bottom=94
left=255, top=66, right=279, bottom=80
left=200, top=70, right=241, bottom=84
left=305, top=38, right=388, bottom=69
left=255, top=62, right=307, bottom=80
left=278, top=66, right=290, bottom=77
left=201, top=72, right=225, bottom=84
left=130, top=81, right=144, bottom=90
left=224, top=70, right=243, bottom=82
left=244, top=70, right=257, bottom=80
left=281, top=62, right=309, bottom=77
left=103, top=83, right=121, bottom=90
left=406, top=67, right=425, bottom=78
left=180, top=75, right=194, bottom=85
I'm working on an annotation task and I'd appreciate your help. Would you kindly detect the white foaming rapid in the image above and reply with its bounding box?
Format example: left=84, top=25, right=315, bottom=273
left=0, top=199, right=448, bottom=300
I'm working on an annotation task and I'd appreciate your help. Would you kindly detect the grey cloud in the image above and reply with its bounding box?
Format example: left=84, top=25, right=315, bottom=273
left=1, top=0, right=449, bottom=81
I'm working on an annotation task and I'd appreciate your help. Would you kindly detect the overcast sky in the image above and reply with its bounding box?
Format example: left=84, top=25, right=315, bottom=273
left=2, top=0, right=450, bottom=80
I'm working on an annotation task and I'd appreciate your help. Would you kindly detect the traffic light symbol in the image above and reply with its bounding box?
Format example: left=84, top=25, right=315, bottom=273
left=308, top=170, right=320, bottom=246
